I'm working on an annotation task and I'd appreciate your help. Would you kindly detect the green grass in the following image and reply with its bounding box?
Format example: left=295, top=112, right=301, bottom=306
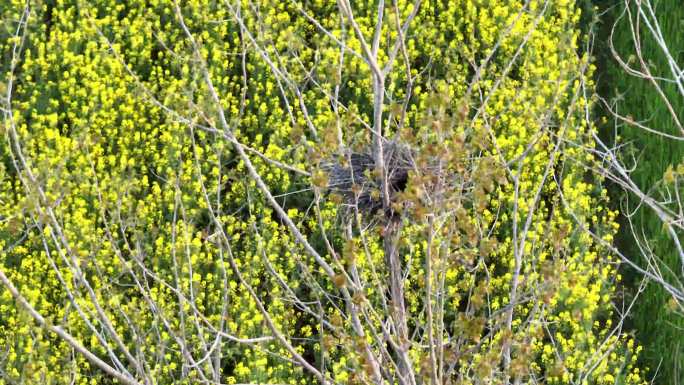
left=592, top=1, right=684, bottom=384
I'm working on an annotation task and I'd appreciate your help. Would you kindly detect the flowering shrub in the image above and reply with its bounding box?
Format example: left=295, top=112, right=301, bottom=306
left=0, top=0, right=646, bottom=384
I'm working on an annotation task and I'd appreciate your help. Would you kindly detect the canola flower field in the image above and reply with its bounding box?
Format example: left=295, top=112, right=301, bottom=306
left=0, top=0, right=677, bottom=384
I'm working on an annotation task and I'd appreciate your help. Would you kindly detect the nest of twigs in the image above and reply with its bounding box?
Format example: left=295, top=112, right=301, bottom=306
left=321, top=141, right=413, bottom=218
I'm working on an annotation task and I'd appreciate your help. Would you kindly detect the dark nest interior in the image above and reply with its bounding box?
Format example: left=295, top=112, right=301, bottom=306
left=321, top=141, right=413, bottom=219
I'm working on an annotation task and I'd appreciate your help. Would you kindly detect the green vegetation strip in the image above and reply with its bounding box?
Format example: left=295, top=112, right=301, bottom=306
left=594, top=1, right=684, bottom=384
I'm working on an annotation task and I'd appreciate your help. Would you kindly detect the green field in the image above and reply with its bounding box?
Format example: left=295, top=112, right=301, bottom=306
left=593, top=1, right=684, bottom=384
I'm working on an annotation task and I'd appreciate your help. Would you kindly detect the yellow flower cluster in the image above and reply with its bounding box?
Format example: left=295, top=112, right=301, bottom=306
left=0, top=0, right=646, bottom=384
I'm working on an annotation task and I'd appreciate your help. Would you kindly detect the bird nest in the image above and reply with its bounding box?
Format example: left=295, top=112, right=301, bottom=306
left=321, top=141, right=414, bottom=218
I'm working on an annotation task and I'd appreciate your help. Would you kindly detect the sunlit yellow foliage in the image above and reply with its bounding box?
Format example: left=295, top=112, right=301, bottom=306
left=0, top=0, right=646, bottom=384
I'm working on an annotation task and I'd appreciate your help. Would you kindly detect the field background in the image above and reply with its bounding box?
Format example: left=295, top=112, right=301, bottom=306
left=593, top=0, right=684, bottom=383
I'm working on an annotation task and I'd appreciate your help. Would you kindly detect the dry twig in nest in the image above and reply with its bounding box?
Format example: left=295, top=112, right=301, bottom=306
left=322, top=141, right=413, bottom=219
